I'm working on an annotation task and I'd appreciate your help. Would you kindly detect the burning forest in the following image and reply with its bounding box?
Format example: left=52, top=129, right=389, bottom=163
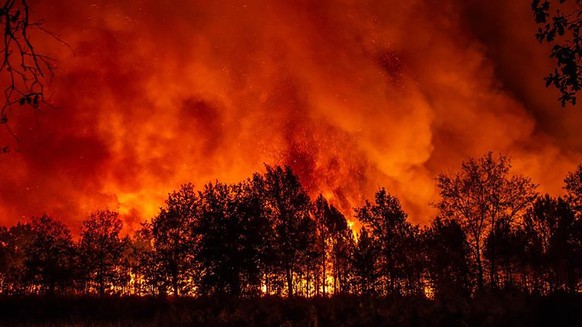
left=0, top=0, right=581, bottom=231
left=0, top=0, right=582, bottom=326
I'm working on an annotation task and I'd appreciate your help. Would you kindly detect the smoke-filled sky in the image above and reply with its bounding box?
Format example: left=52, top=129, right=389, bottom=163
left=1, top=0, right=581, bottom=232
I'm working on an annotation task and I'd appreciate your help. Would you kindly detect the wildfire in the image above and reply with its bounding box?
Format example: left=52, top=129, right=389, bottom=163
left=0, top=0, right=581, bottom=231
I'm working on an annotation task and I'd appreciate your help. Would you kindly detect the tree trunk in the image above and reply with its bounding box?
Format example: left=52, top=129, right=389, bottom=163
left=489, top=241, right=496, bottom=289
left=286, top=267, right=293, bottom=297
left=172, top=271, right=179, bottom=296
left=322, top=251, right=327, bottom=296
left=98, top=260, right=105, bottom=296
left=475, top=238, right=484, bottom=291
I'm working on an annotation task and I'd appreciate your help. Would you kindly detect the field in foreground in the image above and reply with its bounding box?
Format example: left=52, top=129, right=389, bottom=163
left=0, top=292, right=581, bottom=327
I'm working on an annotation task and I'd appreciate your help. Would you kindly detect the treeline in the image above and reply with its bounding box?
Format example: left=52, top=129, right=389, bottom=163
left=1, top=152, right=582, bottom=299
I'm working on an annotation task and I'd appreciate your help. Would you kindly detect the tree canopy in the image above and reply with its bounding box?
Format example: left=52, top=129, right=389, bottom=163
left=0, top=158, right=580, bottom=298
left=532, top=0, right=582, bottom=106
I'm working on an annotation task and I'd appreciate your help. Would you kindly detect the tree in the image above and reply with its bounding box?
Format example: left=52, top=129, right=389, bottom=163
left=151, top=183, right=199, bottom=296
left=323, top=202, right=353, bottom=295
left=312, top=197, right=356, bottom=295
left=196, top=182, right=238, bottom=296
left=312, top=195, right=332, bottom=296
left=229, top=180, right=272, bottom=296
left=531, top=0, right=582, bottom=106
left=424, top=218, right=470, bottom=297
left=130, top=221, right=166, bottom=296
left=79, top=209, right=127, bottom=296
left=329, top=227, right=355, bottom=295
left=257, top=165, right=315, bottom=297
left=483, top=218, right=529, bottom=288
left=564, top=164, right=582, bottom=215
left=355, top=188, right=419, bottom=295
left=24, top=214, right=75, bottom=295
left=0, top=222, right=38, bottom=294
left=524, top=195, right=579, bottom=292
left=0, top=0, right=55, bottom=149
left=435, top=152, right=537, bottom=290
left=0, top=226, right=8, bottom=284
left=196, top=180, right=273, bottom=296
left=312, top=195, right=326, bottom=295
left=350, top=228, right=379, bottom=295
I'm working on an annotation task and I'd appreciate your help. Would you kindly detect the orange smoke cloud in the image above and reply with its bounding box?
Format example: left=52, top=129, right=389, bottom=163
left=0, top=0, right=581, bottom=232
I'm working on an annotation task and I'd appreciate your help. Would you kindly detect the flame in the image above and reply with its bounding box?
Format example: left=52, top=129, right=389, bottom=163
left=0, top=0, right=581, bottom=232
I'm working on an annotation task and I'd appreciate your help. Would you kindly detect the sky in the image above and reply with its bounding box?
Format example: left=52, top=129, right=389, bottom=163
left=0, top=0, right=581, bottom=232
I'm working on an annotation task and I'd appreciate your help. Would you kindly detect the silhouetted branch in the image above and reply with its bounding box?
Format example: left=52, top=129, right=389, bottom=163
left=532, top=0, right=582, bottom=106
left=0, top=0, right=56, bottom=148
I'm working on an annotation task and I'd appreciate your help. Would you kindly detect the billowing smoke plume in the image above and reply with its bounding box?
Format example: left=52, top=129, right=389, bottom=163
left=1, top=0, right=581, bottom=232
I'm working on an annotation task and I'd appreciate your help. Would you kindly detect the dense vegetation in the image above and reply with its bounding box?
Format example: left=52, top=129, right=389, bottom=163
left=1, top=152, right=581, bottom=301
left=532, top=0, right=582, bottom=106
left=0, top=152, right=581, bottom=325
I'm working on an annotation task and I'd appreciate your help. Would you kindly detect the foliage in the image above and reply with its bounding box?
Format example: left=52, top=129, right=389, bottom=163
left=24, top=215, right=75, bottom=295
left=0, top=159, right=581, bottom=300
left=564, top=164, right=582, bottom=214
left=532, top=0, right=582, bottom=106
left=523, top=195, right=581, bottom=292
left=425, top=218, right=470, bottom=297
left=355, top=188, right=422, bottom=295
left=150, top=183, right=199, bottom=296
left=196, top=181, right=271, bottom=296
left=79, top=209, right=127, bottom=295
left=435, top=152, right=537, bottom=290
left=313, top=195, right=353, bottom=295
left=257, top=165, right=315, bottom=297
left=350, top=228, right=380, bottom=294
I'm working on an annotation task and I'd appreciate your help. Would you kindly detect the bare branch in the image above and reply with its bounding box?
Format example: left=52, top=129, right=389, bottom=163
left=0, top=0, right=57, bottom=148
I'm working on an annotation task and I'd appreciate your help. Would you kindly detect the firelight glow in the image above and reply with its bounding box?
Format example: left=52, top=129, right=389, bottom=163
left=0, top=0, right=581, bottom=233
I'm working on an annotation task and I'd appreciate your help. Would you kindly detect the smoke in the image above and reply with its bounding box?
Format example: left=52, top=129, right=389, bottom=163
left=0, top=0, right=580, bottom=231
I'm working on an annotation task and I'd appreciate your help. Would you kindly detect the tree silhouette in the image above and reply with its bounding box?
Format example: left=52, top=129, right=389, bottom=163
left=187, top=178, right=278, bottom=296
left=151, top=183, right=199, bottom=296
left=195, top=181, right=268, bottom=296
left=484, top=218, right=529, bottom=288
left=312, top=195, right=353, bottom=295
left=0, top=226, right=8, bottom=284
left=350, top=227, right=379, bottom=294
left=564, top=164, right=582, bottom=215
left=195, top=182, right=230, bottom=295
left=2, top=158, right=582, bottom=301
left=229, top=180, right=272, bottom=296
left=312, top=195, right=334, bottom=296
left=356, top=188, right=419, bottom=295
left=79, top=209, right=126, bottom=296
left=122, top=230, right=147, bottom=295
left=312, top=195, right=328, bottom=295
left=435, top=152, right=537, bottom=290
left=0, top=0, right=55, bottom=145
left=324, top=204, right=353, bottom=295
left=531, top=0, right=582, bottom=106
left=424, top=218, right=470, bottom=297
left=131, top=221, right=165, bottom=296
left=524, top=195, right=579, bottom=292
left=0, top=222, right=32, bottom=294
left=257, top=165, right=315, bottom=297
left=24, top=215, right=75, bottom=295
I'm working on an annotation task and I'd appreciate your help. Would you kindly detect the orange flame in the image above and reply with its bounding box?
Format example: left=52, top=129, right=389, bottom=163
left=0, top=0, right=581, bottom=233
